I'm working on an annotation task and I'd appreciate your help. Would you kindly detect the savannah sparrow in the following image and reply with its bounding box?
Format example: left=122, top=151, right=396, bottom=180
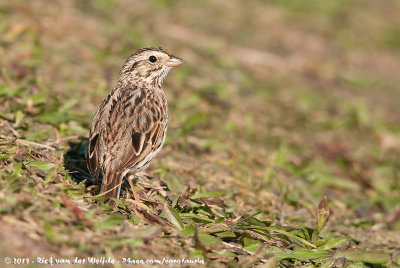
left=86, top=47, right=183, bottom=200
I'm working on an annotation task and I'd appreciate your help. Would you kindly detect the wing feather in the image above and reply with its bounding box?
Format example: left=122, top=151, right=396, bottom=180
left=87, top=133, right=100, bottom=179
left=119, top=117, right=165, bottom=171
left=132, top=131, right=145, bottom=156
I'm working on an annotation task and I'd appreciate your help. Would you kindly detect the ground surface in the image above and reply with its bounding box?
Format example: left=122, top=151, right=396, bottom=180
left=1, top=0, right=400, bottom=267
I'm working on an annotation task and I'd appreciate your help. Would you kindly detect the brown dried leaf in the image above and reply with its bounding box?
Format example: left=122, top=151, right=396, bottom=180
left=193, top=196, right=225, bottom=208
left=177, top=195, right=192, bottom=208
left=317, top=196, right=330, bottom=234
left=131, top=206, right=167, bottom=226
left=61, top=195, right=84, bottom=221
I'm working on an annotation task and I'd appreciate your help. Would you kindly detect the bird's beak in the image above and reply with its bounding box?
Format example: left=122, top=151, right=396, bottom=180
left=166, top=55, right=184, bottom=67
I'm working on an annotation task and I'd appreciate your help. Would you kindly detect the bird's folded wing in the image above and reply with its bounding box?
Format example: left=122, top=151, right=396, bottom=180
left=119, top=109, right=166, bottom=171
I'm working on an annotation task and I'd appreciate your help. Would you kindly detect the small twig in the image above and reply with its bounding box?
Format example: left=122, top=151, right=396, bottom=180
left=221, top=241, right=252, bottom=255
left=46, top=135, right=80, bottom=146
left=0, top=135, right=17, bottom=145
left=9, top=127, right=21, bottom=138
left=16, top=139, right=55, bottom=151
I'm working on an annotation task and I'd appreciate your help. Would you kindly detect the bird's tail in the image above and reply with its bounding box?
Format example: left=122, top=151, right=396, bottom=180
left=100, top=171, right=123, bottom=200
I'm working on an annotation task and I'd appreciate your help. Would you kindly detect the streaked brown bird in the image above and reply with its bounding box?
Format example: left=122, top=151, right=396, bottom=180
left=86, top=47, right=183, bottom=200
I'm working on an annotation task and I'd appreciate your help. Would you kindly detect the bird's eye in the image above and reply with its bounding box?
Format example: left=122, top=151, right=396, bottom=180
left=149, top=56, right=157, bottom=63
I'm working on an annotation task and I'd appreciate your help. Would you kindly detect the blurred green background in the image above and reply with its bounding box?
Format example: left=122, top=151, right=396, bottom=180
left=0, top=0, right=400, bottom=266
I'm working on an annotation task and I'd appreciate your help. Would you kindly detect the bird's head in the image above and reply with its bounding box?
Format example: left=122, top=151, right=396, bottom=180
left=119, top=47, right=183, bottom=87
